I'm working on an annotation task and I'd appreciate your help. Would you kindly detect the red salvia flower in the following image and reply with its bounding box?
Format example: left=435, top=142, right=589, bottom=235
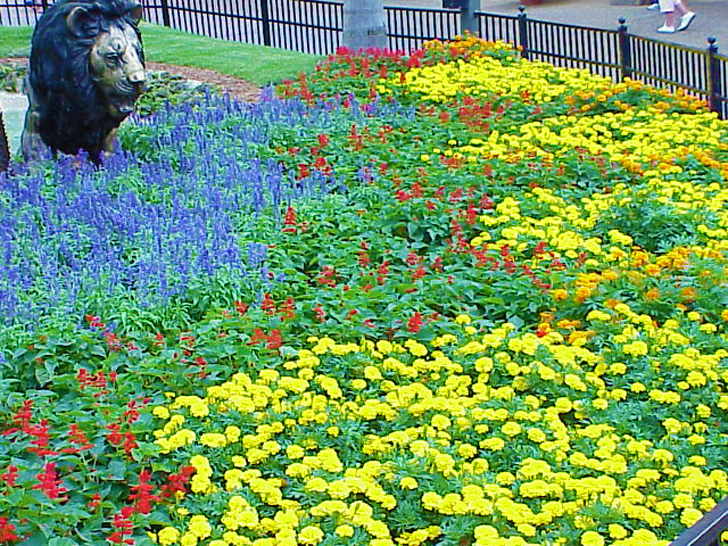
left=160, top=466, right=195, bottom=499
left=313, top=304, right=326, bottom=322
left=32, top=462, right=67, bottom=501
left=279, top=298, right=295, bottom=321
left=129, top=470, right=158, bottom=515
left=411, top=266, right=427, bottom=282
left=282, top=206, right=298, bottom=233
left=407, top=311, right=424, bottom=333
left=13, top=400, right=33, bottom=432
left=0, top=465, right=18, bottom=487
left=123, top=432, right=138, bottom=456
left=87, top=493, right=102, bottom=510
left=0, top=517, right=19, bottom=542
left=266, top=330, right=283, bottom=350
left=261, top=293, right=276, bottom=314
left=107, top=423, right=123, bottom=446
left=317, top=133, right=329, bottom=148
left=69, top=424, right=94, bottom=451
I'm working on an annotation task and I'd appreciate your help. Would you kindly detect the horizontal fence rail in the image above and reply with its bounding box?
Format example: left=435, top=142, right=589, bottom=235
left=669, top=496, right=728, bottom=546
left=0, top=0, right=725, bottom=117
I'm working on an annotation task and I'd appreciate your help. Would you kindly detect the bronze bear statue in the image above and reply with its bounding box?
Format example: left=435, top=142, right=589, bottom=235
left=21, top=0, right=146, bottom=163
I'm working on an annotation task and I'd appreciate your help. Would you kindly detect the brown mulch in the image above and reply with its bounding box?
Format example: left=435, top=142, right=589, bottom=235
left=144, top=61, right=261, bottom=102
left=1, top=57, right=262, bottom=102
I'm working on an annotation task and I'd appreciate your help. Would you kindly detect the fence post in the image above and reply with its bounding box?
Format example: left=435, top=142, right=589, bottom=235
left=159, top=0, right=171, bottom=27
left=461, top=0, right=479, bottom=37
left=260, top=0, right=272, bottom=47
left=517, top=5, right=529, bottom=60
left=618, top=18, right=632, bottom=80
left=707, top=37, right=722, bottom=116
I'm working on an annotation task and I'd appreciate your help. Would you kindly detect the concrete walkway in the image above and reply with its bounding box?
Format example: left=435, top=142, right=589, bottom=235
left=392, top=0, right=728, bottom=51
left=0, top=91, right=26, bottom=155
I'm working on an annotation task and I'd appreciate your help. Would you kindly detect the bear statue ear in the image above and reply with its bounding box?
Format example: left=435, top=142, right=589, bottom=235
left=66, top=6, right=101, bottom=37
left=129, top=5, right=143, bottom=23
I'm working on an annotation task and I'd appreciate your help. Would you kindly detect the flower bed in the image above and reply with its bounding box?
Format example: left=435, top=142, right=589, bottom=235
left=1, top=36, right=727, bottom=546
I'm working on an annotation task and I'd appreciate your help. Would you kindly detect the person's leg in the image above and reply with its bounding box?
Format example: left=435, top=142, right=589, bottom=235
left=676, top=0, right=696, bottom=30
left=658, top=0, right=676, bottom=31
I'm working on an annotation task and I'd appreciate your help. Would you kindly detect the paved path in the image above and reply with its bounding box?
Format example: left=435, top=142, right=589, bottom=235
left=391, top=0, right=728, bottom=51
left=0, top=91, right=26, bottom=155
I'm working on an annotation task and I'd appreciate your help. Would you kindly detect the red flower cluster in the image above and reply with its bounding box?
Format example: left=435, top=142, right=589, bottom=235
left=248, top=328, right=283, bottom=350
left=0, top=517, right=19, bottom=543
left=32, top=462, right=67, bottom=501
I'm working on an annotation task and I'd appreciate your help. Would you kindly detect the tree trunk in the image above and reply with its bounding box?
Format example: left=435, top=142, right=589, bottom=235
left=342, top=0, right=388, bottom=50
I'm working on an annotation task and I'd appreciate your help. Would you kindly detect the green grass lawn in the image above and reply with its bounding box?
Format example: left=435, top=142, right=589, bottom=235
left=0, top=23, right=320, bottom=85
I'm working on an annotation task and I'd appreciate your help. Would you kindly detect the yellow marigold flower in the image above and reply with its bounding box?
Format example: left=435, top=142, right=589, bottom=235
left=364, top=366, right=383, bottom=380
left=608, top=524, right=627, bottom=539
left=400, top=477, right=419, bottom=490
left=299, top=526, right=324, bottom=545
left=431, top=414, right=452, bottom=430
left=187, top=515, right=211, bottom=540
left=527, top=427, right=547, bottom=443
left=199, top=433, right=227, bottom=448
left=681, top=508, right=703, bottom=527
left=158, top=527, right=181, bottom=546
left=153, top=406, right=170, bottom=419
left=455, top=314, right=472, bottom=325
left=501, top=421, right=522, bottom=437
left=179, top=534, right=197, bottom=546
left=479, top=437, right=506, bottom=451
left=305, top=477, right=328, bottom=492
left=580, top=531, right=604, bottom=546
left=286, top=445, right=305, bottom=459
left=623, top=340, right=648, bottom=357
left=335, top=525, right=355, bottom=538
left=496, top=472, right=515, bottom=485
left=350, top=379, right=367, bottom=390
left=554, top=397, right=572, bottom=413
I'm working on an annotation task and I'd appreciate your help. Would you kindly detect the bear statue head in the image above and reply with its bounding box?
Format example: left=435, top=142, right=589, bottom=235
left=21, top=0, right=146, bottom=163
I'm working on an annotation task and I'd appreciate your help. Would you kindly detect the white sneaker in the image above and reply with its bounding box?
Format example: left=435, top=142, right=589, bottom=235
left=677, top=12, right=695, bottom=31
left=657, top=24, right=675, bottom=33
left=646, top=3, right=659, bottom=9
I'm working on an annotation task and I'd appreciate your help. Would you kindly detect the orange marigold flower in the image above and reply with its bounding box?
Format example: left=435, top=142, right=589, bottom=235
left=644, top=264, right=661, bottom=276
left=644, top=288, right=661, bottom=301
left=575, top=287, right=592, bottom=303
left=720, top=309, right=728, bottom=322
left=605, top=298, right=621, bottom=309
left=680, top=287, right=697, bottom=302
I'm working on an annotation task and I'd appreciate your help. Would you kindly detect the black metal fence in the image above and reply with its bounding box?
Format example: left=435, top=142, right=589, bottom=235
left=0, top=0, right=726, bottom=117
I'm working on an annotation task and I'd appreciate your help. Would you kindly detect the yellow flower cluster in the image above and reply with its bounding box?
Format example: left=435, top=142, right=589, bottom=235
left=450, top=108, right=724, bottom=167
left=381, top=55, right=610, bottom=105
left=148, top=308, right=728, bottom=546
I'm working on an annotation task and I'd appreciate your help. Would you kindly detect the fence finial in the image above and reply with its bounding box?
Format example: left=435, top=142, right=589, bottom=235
left=518, top=5, right=526, bottom=13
